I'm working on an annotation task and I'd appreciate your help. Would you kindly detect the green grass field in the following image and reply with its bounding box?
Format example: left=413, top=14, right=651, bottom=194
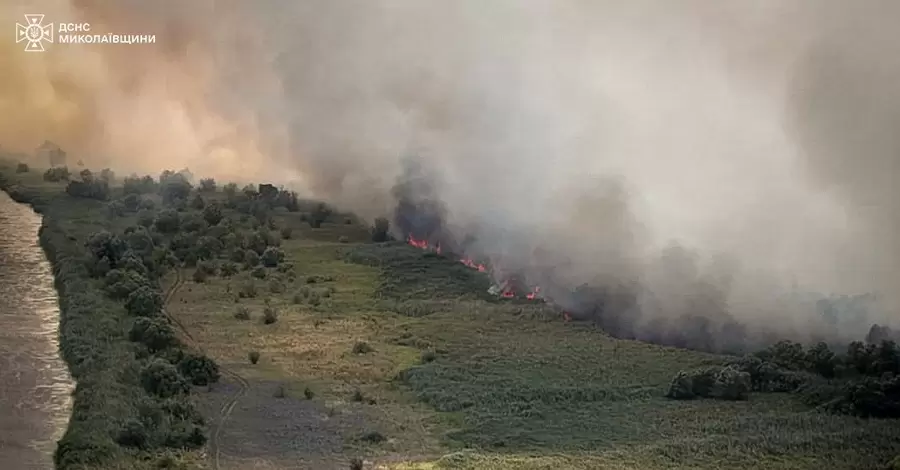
left=2, top=160, right=898, bottom=470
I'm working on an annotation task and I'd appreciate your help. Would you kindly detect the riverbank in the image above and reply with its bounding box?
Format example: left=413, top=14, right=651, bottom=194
left=0, top=166, right=206, bottom=470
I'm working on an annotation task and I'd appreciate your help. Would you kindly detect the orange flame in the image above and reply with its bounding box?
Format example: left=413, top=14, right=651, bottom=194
left=408, top=235, right=429, bottom=249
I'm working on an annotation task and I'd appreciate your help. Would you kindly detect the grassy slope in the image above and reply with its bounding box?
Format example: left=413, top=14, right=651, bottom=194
left=0, top=163, right=205, bottom=470
left=168, top=206, right=900, bottom=469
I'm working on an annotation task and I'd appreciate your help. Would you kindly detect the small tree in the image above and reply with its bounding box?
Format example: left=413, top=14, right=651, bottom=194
left=140, top=359, right=190, bottom=398
left=261, top=247, right=284, bottom=268
left=202, top=202, right=223, bottom=225
left=199, top=178, right=217, bottom=192
left=154, top=209, right=181, bottom=234
left=310, top=202, right=332, bottom=229
left=129, top=317, right=178, bottom=352
left=178, top=353, right=220, bottom=386
left=125, top=286, right=163, bottom=317
left=372, top=217, right=391, bottom=242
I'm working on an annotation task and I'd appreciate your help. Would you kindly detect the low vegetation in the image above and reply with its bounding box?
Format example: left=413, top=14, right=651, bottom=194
left=3, top=158, right=898, bottom=470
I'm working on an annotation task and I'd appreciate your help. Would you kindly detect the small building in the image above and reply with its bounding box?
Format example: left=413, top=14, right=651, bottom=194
left=36, top=141, right=67, bottom=167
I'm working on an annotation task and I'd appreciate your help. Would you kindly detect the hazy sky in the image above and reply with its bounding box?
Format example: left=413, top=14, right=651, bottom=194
left=3, top=0, right=898, bottom=335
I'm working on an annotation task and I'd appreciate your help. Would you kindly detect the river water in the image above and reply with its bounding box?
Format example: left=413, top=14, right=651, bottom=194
left=0, top=192, right=74, bottom=469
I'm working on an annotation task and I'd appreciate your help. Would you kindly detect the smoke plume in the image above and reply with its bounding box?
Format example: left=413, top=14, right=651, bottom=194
left=3, top=0, right=899, bottom=346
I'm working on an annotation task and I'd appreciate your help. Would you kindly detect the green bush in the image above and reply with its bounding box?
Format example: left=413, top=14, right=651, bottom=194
left=261, top=247, right=284, bottom=268
left=249, top=351, right=260, bottom=364
left=154, top=209, right=181, bottom=234
left=125, top=286, right=163, bottom=317
left=177, top=353, right=220, bottom=386
left=263, top=305, right=278, bottom=324
left=244, top=250, right=260, bottom=268
left=711, top=366, right=751, bottom=401
left=251, top=266, right=267, bottom=279
left=352, top=341, right=373, bottom=355
left=140, top=359, right=190, bottom=398
left=238, top=281, right=257, bottom=298
left=666, top=367, right=721, bottom=400
left=280, top=227, right=292, bottom=239
left=220, top=261, right=239, bottom=277
left=192, top=268, right=208, bottom=283
left=234, top=306, right=251, bottom=320
left=129, top=317, right=178, bottom=352
left=202, top=202, right=223, bottom=225
left=199, top=178, right=216, bottom=192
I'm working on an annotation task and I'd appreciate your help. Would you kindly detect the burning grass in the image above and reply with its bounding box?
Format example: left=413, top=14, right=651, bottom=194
left=344, top=242, right=493, bottom=301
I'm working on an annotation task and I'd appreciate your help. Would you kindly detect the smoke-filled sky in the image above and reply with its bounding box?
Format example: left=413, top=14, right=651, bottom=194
left=3, top=0, right=899, bottom=336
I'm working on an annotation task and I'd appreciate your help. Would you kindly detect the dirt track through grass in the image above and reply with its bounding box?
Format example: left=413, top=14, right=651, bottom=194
left=162, top=269, right=249, bottom=470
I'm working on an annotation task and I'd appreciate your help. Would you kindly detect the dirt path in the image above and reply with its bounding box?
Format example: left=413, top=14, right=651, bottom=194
left=162, top=269, right=249, bottom=470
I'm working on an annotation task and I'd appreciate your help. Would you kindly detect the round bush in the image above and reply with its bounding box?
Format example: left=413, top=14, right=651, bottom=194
left=125, top=286, right=163, bottom=317
left=178, top=353, right=220, bottom=386
left=140, top=359, right=190, bottom=398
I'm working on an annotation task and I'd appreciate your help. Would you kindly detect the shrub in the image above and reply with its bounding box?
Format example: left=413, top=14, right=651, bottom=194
left=805, top=342, right=838, bottom=378
left=129, top=317, right=178, bottom=352
left=248, top=351, right=260, bottom=364
left=42, top=166, right=70, bottom=182
left=123, top=174, right=157, bottom=194
left=138, top=197, right=155, bottom=210
left=251, top=266, right=267, bottom=279
left=230, top=248, right=246, bottom=263
left=154, top=209, right=181, bottom=234
left=117, top=420, right=149, bottom=449
left=220, top=261, right=239, bottom=277
left=352, top=341, right=373, bottom=355
left=140, top=359, right=190, bottom=398
left=202, top=202, right=223, bottom=225
left=122, top=193, right=142, bottom=212
left=280, top=227, right=292, bottom=239
left=263, top=306, right=278, bottom=324
left=86, top=231, right=129, bottom=267
left=755, top=340, right=806, bottom=370
left=244, top=250, right=260, bottom=268
left=192, top=268, right=208, bottom=283
left=828, top=375, right=900, bottom=418
left=360, top=431, right=385, bottom=444
left=238, top=281, right=257, bottom=298
left=711, top=366, right=751, bottom=401
left=181, top=213, right=208, bottom=233
left=159, top=171, right=192, bottom=205
left=292, top=292, right=303, bottom=304
left=261, top=247, right=284, bottom=268
left=66, top=179, right=110, bottom=200
left=177, top=353, right=220, bottom=386
left=372, top=217, right=391, bottom=242
left=350, top=458, right=364, bottom=470
left=304, top=387, right=315, bottom=400
left=137, top=209, right=156, bottom=228
left=666, top=367, right=721, bottom=400
left=421, top=350, right=437, bottom=363
left=310, top=202, right=332, bottom=228
left=104, top=269, right=150, bottom=299
left=234, top=306, right=251, bottom=320
left=125, top=286, right=163, bottom=317
left=15, top=162, right=29, bottom=173
left=199, top=178, right=216, bottom=192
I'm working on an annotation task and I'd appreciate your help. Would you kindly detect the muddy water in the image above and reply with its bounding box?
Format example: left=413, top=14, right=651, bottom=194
left=0, top=192, right=74, bottom=469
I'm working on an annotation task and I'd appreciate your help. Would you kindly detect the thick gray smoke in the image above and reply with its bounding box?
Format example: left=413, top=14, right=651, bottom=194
left=4, top=0, right=899, bottom=345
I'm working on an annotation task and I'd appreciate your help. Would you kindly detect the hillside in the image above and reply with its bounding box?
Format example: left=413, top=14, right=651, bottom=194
left=0, top=161, right=898, bottom=470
